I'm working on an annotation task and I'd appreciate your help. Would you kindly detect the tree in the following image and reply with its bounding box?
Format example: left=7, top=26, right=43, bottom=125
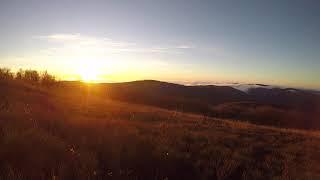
left=23, top=70, right=40, bottom=83
left=41, top=71, right=56, bottom=86
left=15, top=69, right=24, bottom=80
left=0, top=68, right=14, bottom=81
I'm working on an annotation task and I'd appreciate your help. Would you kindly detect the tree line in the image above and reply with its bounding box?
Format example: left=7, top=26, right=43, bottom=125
left=0, top=67, right=56, bottom=86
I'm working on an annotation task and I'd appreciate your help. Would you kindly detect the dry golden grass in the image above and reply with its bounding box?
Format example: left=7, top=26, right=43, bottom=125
left=1, top=80, right=320, bottom=179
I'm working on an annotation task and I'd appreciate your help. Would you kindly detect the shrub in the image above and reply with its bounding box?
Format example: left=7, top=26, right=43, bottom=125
left=40, top=71, right=56, bottom=86
left=0, top=68, right=14, bottom=81
left=0, top=67, right=57, bottom=87
left=23, top=70, right=40, bottom=83
left=15, top=69, right=24, bottom=80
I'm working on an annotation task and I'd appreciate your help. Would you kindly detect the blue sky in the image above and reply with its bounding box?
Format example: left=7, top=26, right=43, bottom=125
left=0, top=0, right=319, bottom=89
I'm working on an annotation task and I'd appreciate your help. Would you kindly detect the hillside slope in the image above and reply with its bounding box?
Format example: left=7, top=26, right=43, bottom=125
left=105, top=80, right=249, bottom=113
left=1, top=80, right=320, bottom=179
left=104, top=80, right=320, bottom=129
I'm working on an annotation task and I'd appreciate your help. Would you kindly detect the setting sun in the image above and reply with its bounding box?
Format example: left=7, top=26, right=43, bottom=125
left=79, top=68, right=99, bottom=82
left=76, top=61, right=103, bottom=83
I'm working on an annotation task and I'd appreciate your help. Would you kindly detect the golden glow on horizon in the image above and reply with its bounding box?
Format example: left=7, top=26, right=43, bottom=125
left=75, top=60, right=104, bottom=83
left=1, top=33, right=319, bottom=89
left=79, top=68, right=100, bottom=82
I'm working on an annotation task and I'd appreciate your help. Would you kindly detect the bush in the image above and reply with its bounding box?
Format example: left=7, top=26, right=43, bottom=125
left=23, top=70, right=40, bottom=83
left=40, top=71, right=56, bottom=86
left=0, top=68, right=14, bottom=81
left=0, top=67, right=57, bottom=87
left=15, top=69, right=24, bottom=80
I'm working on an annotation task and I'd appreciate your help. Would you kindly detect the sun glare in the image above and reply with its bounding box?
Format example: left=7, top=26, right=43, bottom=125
left=76, top=61, right=102, bottom=83
left=80, top=69, right=99, bottom=82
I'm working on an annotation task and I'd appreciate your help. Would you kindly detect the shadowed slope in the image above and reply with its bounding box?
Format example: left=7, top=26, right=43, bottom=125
left=105, top=80, right=249, bottom=113
left=1, top=80, right=320, bottom=179
left=103, top=80, right=320, bottom=129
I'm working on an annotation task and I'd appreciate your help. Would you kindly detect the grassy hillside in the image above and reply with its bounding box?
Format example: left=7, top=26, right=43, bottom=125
left=1, top=80, right=320, bottom=179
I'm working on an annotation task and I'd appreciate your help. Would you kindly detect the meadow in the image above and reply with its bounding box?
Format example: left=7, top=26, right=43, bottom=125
left=1, top=68, right=320, bottom=179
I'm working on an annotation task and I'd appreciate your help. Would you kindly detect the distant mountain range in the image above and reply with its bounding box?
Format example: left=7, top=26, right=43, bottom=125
left=184, top=81, right=320, bottom=95
left=105, top=80, right=320, bottom=109
left=104, top=80, right=320, bottom=129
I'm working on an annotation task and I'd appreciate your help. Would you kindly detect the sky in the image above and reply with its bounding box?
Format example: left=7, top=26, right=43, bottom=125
left=0, top=0, right=320, bottom=89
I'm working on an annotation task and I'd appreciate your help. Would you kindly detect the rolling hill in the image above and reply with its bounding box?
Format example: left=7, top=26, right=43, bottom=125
left=104, top=80, right=320, bottom=129
left=1, top=79, right=320, bottom=179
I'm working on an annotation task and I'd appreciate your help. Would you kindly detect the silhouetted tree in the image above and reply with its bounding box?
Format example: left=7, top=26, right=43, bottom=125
left=0, top=68, right=14, bottom=81
left=15, top=68, right=24, bottom=80
left=23, top=70, right=40, bottom=83
left=40, top=71, right=56, bottom=86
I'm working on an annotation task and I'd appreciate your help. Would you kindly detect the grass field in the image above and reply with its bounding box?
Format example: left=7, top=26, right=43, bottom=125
left=1, top=80, right=320, bottom=179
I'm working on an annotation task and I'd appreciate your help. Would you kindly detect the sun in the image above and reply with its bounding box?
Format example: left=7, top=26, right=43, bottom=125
left=77, top=62, right=102, bottom=83
left=80, top=69, right=99, bottom=82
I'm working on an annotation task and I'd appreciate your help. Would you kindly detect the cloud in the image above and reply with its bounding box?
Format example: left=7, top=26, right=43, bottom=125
left=29, top=33, right=192, bottom=75
left=34, top=33, right=194, bottom=55
left=43, top=34, right=82, bottom=41
left=29, top=33, right=202, bottom=77
left=176, top=45, right=196, bottom=49
left=35, top=34, right=135, bottom=54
